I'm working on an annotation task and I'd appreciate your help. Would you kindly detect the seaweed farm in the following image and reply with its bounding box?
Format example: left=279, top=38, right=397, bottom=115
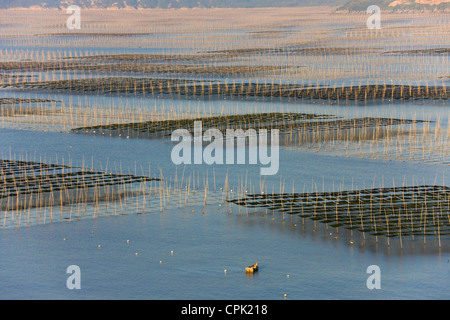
left=0, top=7, right=449, bottom=300
left=0, top=157, right=229, bottom=228
left=0, top=159, right=158, bottom=225
left=229, top=185, right=450, bottom=245
left=70, top=114, right=449, bottom=166
left=71, top=113, right=425, bottom=138
left=71, top=112, right=338, bottom=137
left=3, top=77, right=449, bottom=103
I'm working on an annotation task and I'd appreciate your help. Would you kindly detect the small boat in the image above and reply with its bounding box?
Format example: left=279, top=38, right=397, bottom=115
left=245, top=262, right=259, bottom=273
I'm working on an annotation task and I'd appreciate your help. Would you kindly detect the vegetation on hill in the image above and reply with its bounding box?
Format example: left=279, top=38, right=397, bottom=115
left=337, top=0, right=450, bottom=12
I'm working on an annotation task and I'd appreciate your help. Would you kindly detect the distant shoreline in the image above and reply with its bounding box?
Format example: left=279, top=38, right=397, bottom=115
left=1, top=6, right=448, bottom=13
left=2, top=6, right=337, bottom=10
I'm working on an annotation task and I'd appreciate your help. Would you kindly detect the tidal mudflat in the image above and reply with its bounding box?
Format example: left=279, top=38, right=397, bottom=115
left=0, top=7, right=449, bottom=300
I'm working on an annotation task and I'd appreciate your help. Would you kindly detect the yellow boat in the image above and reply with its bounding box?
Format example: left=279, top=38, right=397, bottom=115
left=245, top=262, right=259, bottom=273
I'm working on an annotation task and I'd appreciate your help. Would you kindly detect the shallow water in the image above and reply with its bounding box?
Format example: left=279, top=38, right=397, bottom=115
left=1, top=121, right=449, bottom=299
left=1, top=202, right=449, bottom=300
left=1, top=9, right=449, bottom=300
left=0, top=126, right=448, bottom=190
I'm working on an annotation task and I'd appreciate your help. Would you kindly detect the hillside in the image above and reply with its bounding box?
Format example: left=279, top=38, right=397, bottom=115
left=337, top=0, right=450, bottom=12
left=0, top=0, right=348, bottom=9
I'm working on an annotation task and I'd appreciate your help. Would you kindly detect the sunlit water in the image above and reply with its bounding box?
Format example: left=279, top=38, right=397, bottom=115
left=1, top=202, right=449, bottom=300
left=1, top=117, right=449, bottom=299
left=1, top=12, right=449, bottom=299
